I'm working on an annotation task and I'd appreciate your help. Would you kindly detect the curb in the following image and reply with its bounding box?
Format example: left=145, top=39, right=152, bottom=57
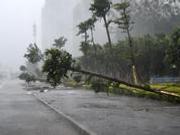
left=32, top=94, right=97, bottom=135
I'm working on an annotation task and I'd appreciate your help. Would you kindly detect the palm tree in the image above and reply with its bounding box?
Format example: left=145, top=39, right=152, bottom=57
left=77, top=21, right=92, bottom=69
left=86, top=17, right=97, bottom=54
left=113, top=2, right=138, bottom=84
left=77, top=22, right=89, bottom=44
left=90, top=0, right=112, bottom=49
left=24, top=43, right=43, bottom=64
left=53, top=36, right=67, bottom=49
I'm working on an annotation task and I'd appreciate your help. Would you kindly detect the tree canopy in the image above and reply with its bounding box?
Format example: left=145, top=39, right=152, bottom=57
left=24, top=43, right=43, bottom=64
left=90, top=0, right=111, bottom=18
left=166, top=27, right=180, bottom=70
left=90, top=0, right=113, bottom=48
left=42, top=48, right=73, bottom=87
left=53, top=36, right=67, bottom=49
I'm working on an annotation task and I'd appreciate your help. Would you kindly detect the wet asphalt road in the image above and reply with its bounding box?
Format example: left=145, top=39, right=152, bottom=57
left=36, top=88, right=180, bottom=135
left=0, top=80, right=79, bottom=135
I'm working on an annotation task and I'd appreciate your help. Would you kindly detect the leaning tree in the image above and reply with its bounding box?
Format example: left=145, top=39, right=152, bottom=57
left=42, top=47, right=180, bottom=100
left=113, top=1, right=138, bottom=84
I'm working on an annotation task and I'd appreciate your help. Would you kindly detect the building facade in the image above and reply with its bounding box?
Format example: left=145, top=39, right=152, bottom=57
left=41, top=0, right=79, bottom=55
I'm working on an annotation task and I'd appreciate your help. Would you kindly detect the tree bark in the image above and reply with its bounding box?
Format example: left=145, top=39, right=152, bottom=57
left=85, top=31, right=88, bottom=43
left=90, top=27, right=97, bottom=55
left=103, top=16, right=112, bottom=49
left=70, top=67, right=180, bottom=99
left=123, top=8, right=138, bottom=85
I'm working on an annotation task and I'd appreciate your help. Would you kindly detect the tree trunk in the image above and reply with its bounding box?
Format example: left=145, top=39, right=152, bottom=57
left=70, top=67, right=180, bottom=99
left=90, top=27, right=97, bottom=55
left=124, top=8, right=138, bottom=85
left=103, top=16, right=112, bottom=49
left=127, top=28, right=138, bottom=85
left=85, top=31, right=88, bottom=43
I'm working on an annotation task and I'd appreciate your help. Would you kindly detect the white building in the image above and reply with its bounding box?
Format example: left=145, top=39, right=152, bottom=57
left=41, top=0, right=79, bottom=55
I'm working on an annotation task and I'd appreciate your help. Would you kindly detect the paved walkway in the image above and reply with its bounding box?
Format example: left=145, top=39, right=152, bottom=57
left=0, top=80, right=80, bottom=135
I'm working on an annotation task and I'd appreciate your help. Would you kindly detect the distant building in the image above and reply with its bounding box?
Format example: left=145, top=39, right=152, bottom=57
left=41, top=0, right=117, bottom=56
left=41, top=0, right=78, bottom=55
left=72, top=0, right=91, bottom=56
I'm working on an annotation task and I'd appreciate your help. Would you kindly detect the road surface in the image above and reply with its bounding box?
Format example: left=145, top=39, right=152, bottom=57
left=35, top=85, right=180, bottom=135
left=0, top=80, right=80, bottom=135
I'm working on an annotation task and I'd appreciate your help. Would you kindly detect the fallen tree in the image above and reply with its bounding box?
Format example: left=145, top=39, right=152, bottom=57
left=31, top=48, right=179, bottom=102
left=70, top=68, right=180, bottom=99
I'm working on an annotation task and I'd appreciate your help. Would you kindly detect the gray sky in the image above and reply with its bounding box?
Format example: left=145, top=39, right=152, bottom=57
left=0, top=0, right=44, bottom=71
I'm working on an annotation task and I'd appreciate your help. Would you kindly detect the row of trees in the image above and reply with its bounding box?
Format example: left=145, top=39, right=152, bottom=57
left=76, top=0, right=142, bottom=84
left=76, top=0, right=180, bottom=84
left=19, top=0, right=180, bottom=98
left=19, top=29, right=180, bottom=96
left=78, top=31, right=180, bottom=83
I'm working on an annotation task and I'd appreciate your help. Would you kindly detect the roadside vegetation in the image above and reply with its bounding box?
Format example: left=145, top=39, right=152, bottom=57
left=19, top=0, right=180, bottom=103
left=151, top=83, right=180, bottom=96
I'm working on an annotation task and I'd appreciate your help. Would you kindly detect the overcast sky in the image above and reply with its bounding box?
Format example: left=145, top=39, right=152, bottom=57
left=0, top=0, right=44, bottom=71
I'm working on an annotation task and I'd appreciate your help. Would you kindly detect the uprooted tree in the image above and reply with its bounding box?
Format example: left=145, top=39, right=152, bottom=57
left=42, top=47, right=180, bottom=100
left=21, top=35, right=180, bottom=100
